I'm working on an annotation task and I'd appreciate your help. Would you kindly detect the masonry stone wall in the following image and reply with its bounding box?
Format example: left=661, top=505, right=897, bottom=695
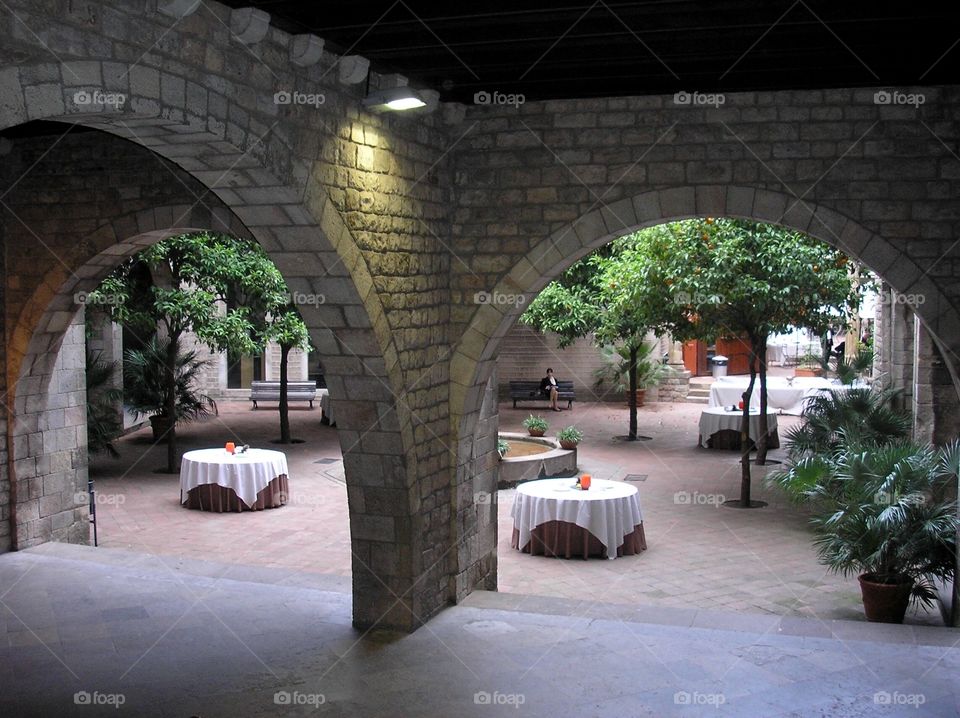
left=10, top=311, right=88, bottom=549
left=0, top=0, right=460, bottom=631
left=496, top=325, right=609, bottom=401
left=0, top=227, right=7, bottom=552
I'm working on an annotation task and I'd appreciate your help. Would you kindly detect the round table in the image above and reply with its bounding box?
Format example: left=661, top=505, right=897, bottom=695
left=318, top=389, right=335, bottom=426
left=180, top=448, right=289, bottom=512
left=510, top=478, right=646, bottom=560
left=698, top=407, right=779, bottom=450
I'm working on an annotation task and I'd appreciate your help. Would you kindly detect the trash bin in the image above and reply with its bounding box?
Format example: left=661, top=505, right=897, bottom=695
left=711, top=355, right=728, bottom=378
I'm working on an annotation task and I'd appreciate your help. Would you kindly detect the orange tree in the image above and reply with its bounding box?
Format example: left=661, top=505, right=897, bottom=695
left=520, top=249, right=658, bottom=440
left=606, top=219, right=858, bottom=507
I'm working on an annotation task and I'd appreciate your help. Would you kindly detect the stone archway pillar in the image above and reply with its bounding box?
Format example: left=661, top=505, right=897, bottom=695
left=10, top=310, right=89, bottom=549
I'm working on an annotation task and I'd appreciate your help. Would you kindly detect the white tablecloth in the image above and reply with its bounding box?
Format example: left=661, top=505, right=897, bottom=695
left=180, top=448, right=289, bottom=507
left=511, top=479, right=643, bottom=560
left=698, top=407, right=778, bottom=446
left=709, top=376, right=839, bottom=415
left=318, top=389, right=335, bottom=425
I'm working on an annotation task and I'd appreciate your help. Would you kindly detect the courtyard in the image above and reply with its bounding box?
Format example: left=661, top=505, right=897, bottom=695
left=88, top=399, right=940, bottom=625
left=3, top=1, right=960, bottom=715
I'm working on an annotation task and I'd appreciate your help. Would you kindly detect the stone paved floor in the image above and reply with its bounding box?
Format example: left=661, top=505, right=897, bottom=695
left=1, top=544, right=957, bottom=717
left=89, top=399, right=941, bottom=625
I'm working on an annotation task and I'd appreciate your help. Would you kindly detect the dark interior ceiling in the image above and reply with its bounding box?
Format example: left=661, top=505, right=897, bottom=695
left=219, top=1, right=960, bottom=103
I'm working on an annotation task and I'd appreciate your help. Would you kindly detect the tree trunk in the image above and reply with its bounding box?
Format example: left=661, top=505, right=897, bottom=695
left=755, top=335, right=769, bottom=465
left=164, top=334, right=179, bottom=474
left=739, top=347, right=757, bottom=507
left=628, top=344, right=638, bottom=440
left=279, top=342, right=291, bottom=444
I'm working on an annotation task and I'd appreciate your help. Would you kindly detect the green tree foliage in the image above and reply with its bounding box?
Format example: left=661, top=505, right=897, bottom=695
left=521, top=255, right=655, bottom=439
left=88, top=232, right=310, bottom=468
left=607, top=218, right=859, bottom=505
left=523, top=218, right=859, bottom=502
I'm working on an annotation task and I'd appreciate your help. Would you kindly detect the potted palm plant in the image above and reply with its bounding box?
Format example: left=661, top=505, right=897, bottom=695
left=86, top=350, right=123, bottom=459
left=768, top=389, right=957, bottom=623
left=522, top=415, right=549, bottom=437
left=557, top=426, right=583, bottom=450
left=123, top=336, right=218, bottom=441
left=593, top=342, right=668, bottom=407
left=808, top=443, right=959, bottom=623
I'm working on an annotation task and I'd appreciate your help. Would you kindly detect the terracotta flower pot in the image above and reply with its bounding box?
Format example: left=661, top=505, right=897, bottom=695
left=795, top=367, right=822, bottom=377
left=559, top=440, right=578, bottom=450
left=625, top=389, right=646, bottom=408
left=858, top=573, right=913, bottom=623
left=527, top=429, right=545, bottom=437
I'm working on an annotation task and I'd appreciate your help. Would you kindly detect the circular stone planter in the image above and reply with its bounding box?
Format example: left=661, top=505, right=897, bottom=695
left=497, top=432, right=577, bottom=489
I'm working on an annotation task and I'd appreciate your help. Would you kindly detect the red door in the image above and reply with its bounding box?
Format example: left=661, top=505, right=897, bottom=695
left=716, top=336, right=752, bottom=375
left=682, top=340, right=709, bottom=376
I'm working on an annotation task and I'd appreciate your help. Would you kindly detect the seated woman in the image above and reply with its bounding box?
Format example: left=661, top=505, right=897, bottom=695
left=540, top=368, right=561, bottom=411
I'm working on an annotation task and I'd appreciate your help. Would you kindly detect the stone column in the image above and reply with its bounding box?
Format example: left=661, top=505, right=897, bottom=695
left=11, top=311, right=89, bottom=548
left=452, top=368, right=499, bottom=601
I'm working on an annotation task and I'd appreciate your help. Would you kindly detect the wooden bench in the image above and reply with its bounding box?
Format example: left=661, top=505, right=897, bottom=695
left=509, top=380, right=575, bottom=409
left=249, top=380, right=317, bottom=409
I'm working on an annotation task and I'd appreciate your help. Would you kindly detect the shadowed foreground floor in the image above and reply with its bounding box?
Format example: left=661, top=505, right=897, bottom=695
left=1, top=543, right=957, bottom=717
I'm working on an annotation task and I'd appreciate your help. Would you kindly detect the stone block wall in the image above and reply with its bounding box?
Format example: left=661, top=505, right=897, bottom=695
left=453, top=368, right=498, bottom=600
left=496, top=325, right=609, bottom=401
left=10, top=312, right=88, bottom=549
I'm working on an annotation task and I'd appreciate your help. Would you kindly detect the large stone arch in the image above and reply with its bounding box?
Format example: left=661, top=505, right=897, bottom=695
left=448, top=185, right=960, bottom=597
left=0, top=55, right=436, bottom=630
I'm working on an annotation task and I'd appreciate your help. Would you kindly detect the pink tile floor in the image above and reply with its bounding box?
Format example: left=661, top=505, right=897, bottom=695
left=89, top=398, right=941, bottom=625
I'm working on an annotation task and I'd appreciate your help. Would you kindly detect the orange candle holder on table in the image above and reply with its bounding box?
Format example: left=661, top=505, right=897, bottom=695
left=580, top=474, right=591, bottom=490
left=225, top=442, right=235, bottom=454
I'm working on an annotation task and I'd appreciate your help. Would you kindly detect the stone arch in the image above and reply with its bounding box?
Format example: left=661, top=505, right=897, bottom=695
left=9, top=204, right=251, bottom=392
left=0, top=57, right=428, bottom=629
left=448, top=185, right=960, bottom=595
left=453, top=185, right=959, bottom=422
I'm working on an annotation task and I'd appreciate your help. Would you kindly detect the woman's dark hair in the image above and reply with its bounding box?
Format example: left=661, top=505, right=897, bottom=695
left=546, top=367, right=554, bottom=373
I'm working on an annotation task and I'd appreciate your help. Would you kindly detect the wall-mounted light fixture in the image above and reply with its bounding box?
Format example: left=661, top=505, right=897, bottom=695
left=362, top=86, right=426, bottom=112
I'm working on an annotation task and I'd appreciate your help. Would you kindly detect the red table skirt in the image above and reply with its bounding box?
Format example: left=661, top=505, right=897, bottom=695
left=512, top=520, right=647, bottom=559
left=183, top=475, right=288, bottom=512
